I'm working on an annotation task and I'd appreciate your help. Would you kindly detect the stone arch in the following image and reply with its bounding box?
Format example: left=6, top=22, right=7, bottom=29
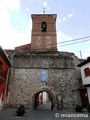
left=31, top=87, right=56, bottom=110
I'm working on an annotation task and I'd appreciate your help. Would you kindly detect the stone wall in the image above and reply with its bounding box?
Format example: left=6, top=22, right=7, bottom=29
left=8, top=51, right=82, bottom=109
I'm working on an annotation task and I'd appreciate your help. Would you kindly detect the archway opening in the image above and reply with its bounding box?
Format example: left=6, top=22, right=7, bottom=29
left=34, top=91, right=53, bottom=110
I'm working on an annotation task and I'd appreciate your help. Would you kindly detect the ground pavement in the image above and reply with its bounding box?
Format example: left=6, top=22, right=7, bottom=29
left=0, top=107, right=90, bottom=120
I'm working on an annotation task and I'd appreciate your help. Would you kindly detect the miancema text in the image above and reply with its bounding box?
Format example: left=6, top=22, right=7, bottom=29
left=61, top=113, right=88, bottom=118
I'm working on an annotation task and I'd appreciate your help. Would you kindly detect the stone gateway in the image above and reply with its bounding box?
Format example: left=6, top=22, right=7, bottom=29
left=8, top=51, right=81, bottom=110
left=6, top=14, right=83, bottom=110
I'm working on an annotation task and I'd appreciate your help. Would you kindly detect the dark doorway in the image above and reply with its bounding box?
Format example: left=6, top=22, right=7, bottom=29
left=34, top=91, right=53, bottom=110
left=79, top=89, right=89, bottom=107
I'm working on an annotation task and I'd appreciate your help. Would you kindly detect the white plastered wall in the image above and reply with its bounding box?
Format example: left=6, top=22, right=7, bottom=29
left=80, top=62, right=90, bottom=85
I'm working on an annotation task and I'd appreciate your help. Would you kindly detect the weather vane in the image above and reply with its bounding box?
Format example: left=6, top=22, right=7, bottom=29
left=43, top=7, right=46, bottom=14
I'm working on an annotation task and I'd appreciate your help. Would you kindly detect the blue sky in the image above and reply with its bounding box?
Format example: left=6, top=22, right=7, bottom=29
left=0, top=0, right=90, bottom=58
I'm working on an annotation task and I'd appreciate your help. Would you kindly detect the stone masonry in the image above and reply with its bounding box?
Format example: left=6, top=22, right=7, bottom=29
left=8, top=51, right=82, bottom=110
left=6, top=13, right=83, bottom=110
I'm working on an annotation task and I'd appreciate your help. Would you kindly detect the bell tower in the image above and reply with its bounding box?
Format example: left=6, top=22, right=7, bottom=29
left=31, top=14, right=57, bottom=51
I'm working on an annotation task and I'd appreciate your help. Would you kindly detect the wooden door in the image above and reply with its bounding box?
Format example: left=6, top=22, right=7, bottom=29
left=79, top=89, right=89, bottom=107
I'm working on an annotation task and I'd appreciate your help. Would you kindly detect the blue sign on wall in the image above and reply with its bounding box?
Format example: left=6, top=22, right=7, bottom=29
left=40, top=70, right=47, bottom=82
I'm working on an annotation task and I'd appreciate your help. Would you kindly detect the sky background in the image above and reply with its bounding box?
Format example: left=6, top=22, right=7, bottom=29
left=0, top=0, right=90, bottom=59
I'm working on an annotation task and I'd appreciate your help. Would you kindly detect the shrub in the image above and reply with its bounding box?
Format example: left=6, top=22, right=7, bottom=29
left=16, top=105, right=25, bottom=116
left=75, top=105, right=83, bottom=112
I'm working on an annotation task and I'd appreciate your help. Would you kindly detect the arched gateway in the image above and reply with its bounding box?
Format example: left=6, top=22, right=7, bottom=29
left=32, top=88, right=57, bottom=110
left=6, top=13, right=81, bottom=111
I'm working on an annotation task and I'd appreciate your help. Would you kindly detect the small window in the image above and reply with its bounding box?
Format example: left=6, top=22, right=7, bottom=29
left=0, top=61, right=3, bottom=69
left=84, top=68, right=90, bottom=77
left=41, top=21, right=47, bottom=32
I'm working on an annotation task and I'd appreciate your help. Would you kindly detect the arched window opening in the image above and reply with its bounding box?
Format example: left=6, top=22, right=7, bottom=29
left=84, top=68, right=90, bottom=77
left=41, top=21, right=47, bottom=32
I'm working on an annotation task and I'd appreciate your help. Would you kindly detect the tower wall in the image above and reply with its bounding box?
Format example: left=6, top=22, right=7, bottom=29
left=31, top=14, right=57, bottom=51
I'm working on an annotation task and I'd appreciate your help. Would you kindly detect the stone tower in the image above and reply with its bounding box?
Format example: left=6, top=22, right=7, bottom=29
left=31, top=14, right=57, bottom=51
left=5, top=13, right=82, bottom=111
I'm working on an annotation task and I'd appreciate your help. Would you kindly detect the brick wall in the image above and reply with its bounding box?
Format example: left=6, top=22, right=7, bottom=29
left=15, top=43, right=31, bottom=53
left=31, top=14, right=57, bottom=51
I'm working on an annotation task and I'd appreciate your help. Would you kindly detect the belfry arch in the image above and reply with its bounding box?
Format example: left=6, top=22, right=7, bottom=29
left=32, top=88, right=57, bottom=110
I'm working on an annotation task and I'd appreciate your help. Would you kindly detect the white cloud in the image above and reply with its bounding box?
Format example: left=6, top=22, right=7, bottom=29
left=58, top=19, right=61, bottom=23
left=38, top=0, right=50, bottom=10
left=61, top=12, right=74, bottom=22
left=26, top=8, right=29, bottom=11
left=43, top=1, right=47, bottom=7
left=57, top=31, right=72, bottom=42
left=26, top=8, right=30, bottom=14
left=1, top=0, right=20, bottom=11
left=62, top=17, right=67, bottom=21
left=0, top=0, right=31, bottom=49
left=68, top=13, right=73, bottom=18
left=0, top=4, right=10, bottom=25
left=57, top=31, right=72, bottom=51
left=0, top=24, right=31, bottom=49
left=42, top=1, right=50, bottom=10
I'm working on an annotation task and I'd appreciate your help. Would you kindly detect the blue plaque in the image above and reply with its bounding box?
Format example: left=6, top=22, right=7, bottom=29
left=40, top=70, right=47, bottom=81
